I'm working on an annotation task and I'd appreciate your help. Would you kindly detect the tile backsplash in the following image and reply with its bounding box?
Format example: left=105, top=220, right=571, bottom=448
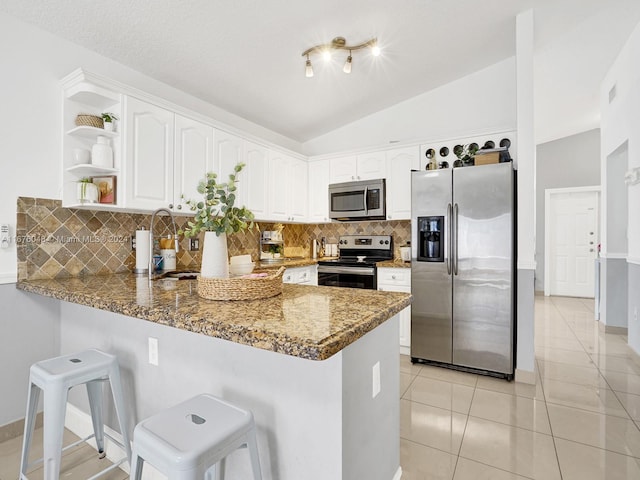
left=17, top=197, right=410, bottom=281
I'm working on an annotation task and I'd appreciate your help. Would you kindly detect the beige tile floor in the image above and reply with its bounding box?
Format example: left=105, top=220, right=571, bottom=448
left=401, top=295, right=640, bottom=479
left=3, top=296, right=640, bottom=479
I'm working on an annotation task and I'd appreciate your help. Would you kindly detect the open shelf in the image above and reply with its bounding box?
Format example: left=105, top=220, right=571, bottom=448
left=66, top=126, right=119, bottom=139
left=66, top=164, right=119, bottom=177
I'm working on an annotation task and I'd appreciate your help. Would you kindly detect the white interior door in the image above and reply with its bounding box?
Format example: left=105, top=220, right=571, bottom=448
left=547, top=189, right=599, bottom=297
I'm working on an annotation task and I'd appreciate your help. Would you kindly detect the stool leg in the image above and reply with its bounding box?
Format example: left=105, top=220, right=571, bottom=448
left=19, top=382, right=41, bottom=478
left=43, top=384, right=68, bottom=480
left=129, top=453, right=144, bottom=480
left=246, top=428, right=262, bottom=480
left=86, top=380, right=105, bottom=457
left=108, top=363, right=132, bottom=464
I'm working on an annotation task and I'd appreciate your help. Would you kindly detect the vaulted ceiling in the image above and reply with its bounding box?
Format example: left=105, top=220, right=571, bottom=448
left=1, top=0, right=639, bottom=146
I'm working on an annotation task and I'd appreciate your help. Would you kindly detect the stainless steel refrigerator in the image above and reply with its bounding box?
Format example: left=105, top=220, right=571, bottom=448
left=411, top=162, right=515, bottom=379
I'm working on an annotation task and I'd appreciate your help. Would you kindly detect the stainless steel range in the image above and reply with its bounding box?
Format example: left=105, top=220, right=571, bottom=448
left=317, top=235, right=393, bottom=290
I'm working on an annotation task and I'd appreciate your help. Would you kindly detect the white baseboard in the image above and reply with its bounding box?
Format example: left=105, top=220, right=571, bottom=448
left=392, top=466, right=403, bottom=480
left=399, top=346, right=410, bottom=356
left=65, top=403, right=165, bottom=479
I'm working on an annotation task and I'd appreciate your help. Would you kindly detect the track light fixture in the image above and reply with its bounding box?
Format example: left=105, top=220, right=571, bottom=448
left=302, top=37, right=379, bottom=77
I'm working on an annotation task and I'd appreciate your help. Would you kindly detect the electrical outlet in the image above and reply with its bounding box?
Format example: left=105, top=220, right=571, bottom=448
left=189, top=238, right=200, bottom=251
left=372, top=361, right=381, bottom=398
left=148, top=337, right=159, bottom=366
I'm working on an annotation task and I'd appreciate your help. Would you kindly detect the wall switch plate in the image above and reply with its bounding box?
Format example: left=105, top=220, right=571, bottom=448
left=1, top=224, right=10, bottom=249
left=148, top=337, right=159, bottom=366
left=372, top=361, right=381, bottom=398
left=189, top=238, right=200, bottom=251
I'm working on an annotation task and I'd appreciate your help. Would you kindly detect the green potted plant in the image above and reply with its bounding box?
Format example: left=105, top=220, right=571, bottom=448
left=101, top=112, right=119, bottom=132
left=180, top=163, right=255, bottom=278
left=76, top=177, right=99, bottom=204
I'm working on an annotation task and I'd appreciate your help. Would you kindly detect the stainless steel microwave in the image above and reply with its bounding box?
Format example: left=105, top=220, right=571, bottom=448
left=328, top=178, right=386, bottom=221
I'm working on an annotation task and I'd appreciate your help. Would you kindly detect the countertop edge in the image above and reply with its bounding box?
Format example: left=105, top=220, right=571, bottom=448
left=16, top=279, right=411, bottom=361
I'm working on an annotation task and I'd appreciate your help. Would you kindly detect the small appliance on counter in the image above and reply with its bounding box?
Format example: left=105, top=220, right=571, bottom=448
left=260, top=230, right=284, bottom=262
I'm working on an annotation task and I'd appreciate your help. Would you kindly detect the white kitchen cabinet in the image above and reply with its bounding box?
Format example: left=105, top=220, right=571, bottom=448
left=214, top=129, right=246, bottom=208
left=268, top=152, right=308, bottom=222
left=61, top=71, right=123, bottom=209
left=124, top=96, right=175, bottom=211
left=174, top=114, right=214, bottom=212
left=125, top=98, right=214, bottom=213
left=290, top=157, right=308, bottom=221
left=243, top=140, right=268, bottom=220
left=329, top=152, right=386, bottom=183
left=283, top=265, right=318, bottom=285
left=307, top=159, right=331, bottom=223
left=377, top=267, right=411, bottom=354
left=385, top=146, right=420, bottom=220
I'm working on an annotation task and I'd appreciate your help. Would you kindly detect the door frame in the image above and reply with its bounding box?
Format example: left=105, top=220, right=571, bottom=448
left=544, top=185, right=601, bottom=297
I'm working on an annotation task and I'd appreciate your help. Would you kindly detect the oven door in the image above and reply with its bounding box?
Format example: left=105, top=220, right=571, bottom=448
left=317, top=265, right=377, bottom=290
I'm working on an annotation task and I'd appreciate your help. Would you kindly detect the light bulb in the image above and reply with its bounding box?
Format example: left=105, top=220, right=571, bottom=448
left=343, top=55, right=352, bottom=74
left=322, top=50, right=332, bottom=62
left=372, top=45, right=381, bottom=57
left=305, top=59, right=314, bottom=78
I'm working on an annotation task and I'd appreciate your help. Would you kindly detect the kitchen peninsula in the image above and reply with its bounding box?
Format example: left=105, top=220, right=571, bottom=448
left=17, top=274, right=411, bottom=480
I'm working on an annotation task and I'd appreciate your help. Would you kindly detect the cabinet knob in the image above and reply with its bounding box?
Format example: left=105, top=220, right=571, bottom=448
left=168, top=203, right=174, bottom=209
left=392, top=275, right=396, bottom=280
left=177, top=204, right=182, bottom=210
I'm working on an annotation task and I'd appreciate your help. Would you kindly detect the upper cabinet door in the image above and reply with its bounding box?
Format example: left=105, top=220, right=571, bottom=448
left=386, top=146, right=419, bottom=220
left=290, top=157, right=308, bottom=221
left=267, top=151, right=290, bottom=221
left=125, top=96, right=174, bottom=210
left=243, top=141, right=268, bottom=219
left=329, top=156, right=357, bottom=183
left=357, top=151, right=387, bottom=180
left=174, top=115, right=214, bottom=213
left=214, top=129, right=246, bottom=207
left=308, top=159, right=331, bottom=223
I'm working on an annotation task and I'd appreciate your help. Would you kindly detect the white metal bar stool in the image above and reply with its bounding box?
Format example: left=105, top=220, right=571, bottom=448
left=19, top=349, right=132, bottom=480
left=129, top=393, right=262, bottom=480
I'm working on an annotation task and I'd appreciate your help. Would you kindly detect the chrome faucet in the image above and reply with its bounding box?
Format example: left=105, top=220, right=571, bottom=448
left=149, top=208, right=179, bottom=279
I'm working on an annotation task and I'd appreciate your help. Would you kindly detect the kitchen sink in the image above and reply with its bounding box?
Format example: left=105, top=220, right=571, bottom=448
left=151, top=270, right=199, bottom=280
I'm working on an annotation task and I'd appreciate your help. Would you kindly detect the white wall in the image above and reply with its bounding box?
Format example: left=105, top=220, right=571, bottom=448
left=535, top=129, right=601, bottom=291
left=302, top=57, right=517, bottom=156
left=0, top=12, right=302, bottom=283
left=600, top=20, right=640, bottom=352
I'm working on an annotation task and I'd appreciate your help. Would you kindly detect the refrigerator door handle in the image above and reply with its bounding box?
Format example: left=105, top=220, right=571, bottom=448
left=453, top=203, right=459, bottom=275
left=446, top=203, right=452, bottom=275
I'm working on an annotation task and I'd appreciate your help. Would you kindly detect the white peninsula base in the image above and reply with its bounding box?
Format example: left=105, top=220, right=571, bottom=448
left=59, top=301, right=401, bottom=480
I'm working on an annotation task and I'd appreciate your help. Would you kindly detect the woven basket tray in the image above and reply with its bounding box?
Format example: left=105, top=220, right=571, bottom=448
left=197, top=267, right=285, bottom=301
left=75, top=114, right=104, bottom=129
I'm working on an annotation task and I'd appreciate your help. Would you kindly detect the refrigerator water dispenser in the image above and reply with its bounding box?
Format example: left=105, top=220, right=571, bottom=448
left=417, top=216, right=444, bottom=262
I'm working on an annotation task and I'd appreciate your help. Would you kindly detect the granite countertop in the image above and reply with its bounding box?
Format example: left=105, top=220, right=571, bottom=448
left=17, top=274, right=411, bottom=361
left=257, top=257, right=320, bottom=269
left=376, top=259, right=411, bottom=269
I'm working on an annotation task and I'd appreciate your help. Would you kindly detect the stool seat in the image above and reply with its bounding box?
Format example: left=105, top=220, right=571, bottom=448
left=19, top=349, right=131, bottom=480
left=130, top=394, right=262, bottom=479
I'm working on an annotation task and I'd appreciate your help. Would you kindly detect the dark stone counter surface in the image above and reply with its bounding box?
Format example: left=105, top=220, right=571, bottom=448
left=17, top=273, right=411, bottom=361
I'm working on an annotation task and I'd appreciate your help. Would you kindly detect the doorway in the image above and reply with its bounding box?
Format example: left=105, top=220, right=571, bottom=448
left=545, top=187, right=600, bottom=297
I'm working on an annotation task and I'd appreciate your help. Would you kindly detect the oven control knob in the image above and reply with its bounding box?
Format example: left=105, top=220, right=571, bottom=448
left=385, top=240, right=389, bottom=244
left=379, top=240, right=383, bottom=245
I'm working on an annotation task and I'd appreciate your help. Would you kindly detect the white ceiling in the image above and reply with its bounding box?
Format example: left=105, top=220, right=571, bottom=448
left=1, top=0, right=639, bottom=146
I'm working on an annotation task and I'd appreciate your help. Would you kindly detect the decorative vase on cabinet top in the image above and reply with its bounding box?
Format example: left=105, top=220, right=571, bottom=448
left=91, top=135, right=113, bottom=168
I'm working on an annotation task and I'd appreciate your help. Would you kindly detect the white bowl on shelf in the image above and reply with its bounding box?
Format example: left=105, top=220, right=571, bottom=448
left=229, top=262, right=255, bottom=276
